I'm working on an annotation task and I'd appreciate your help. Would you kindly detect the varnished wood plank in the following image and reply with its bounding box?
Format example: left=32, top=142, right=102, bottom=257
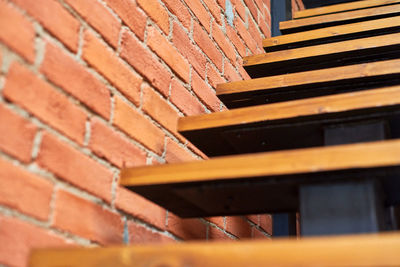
left=30, top=232, right=400, bottom=267
left=218, top=59, right=400, bottom=108
left=263, top=16, right=400, bottom=52
left=180, top=86, right=400, bottom=132
left=294, top=0, right=400, bottom=19
left=281, top=4, right=400, bottom=33
left=245, top=33, right=400, bottom=77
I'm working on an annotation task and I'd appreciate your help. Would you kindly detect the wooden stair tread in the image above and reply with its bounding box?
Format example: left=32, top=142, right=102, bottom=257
left=294, top=0, right=400, bottom=19
left=263, top=16, right=400, bottom=52
left=119, top=140, right=400, bottom=216
left=218, top=59, right=400, bottom=108
left=244, top=32, right=400, bottom=78
left=281, top=4, right=400, bottom=34
left=179, top=86, right=400, bottom=156
left=30, top=233, right=400, bottom=267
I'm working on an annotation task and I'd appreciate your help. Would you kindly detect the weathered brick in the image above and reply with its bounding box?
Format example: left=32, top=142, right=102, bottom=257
left=128, top=222, right=173, bottom=244
left=183, top=0, right=211, bottom=32
left=37, top=132, right=114, bottom=202
left=233, top=0, right=246, bottom=21
left=207, top=63, right=225, bottom=89
left=137, top=0, right=169, bottom=34
left=203, top=0, right=222, bottom=24
left=12, top=0, right=80, bottom=51
left=248, top=17, right=263, bottom=48
left=83, top=30, right=142, bottom=106
left=115, top=187, right=166, bottom=230
left=235, top=18, right=258, bottom=54
left=3, top=62, right=87, bottom=144
left=170, top=79, right=205, bottom=116
left=167, top=213, right=207, bottom=240
left=212, top=21, right=237, bottom=64
left=0, top=215, right=70, bottom=267
left=163, top=0, right=191, bottom=30
left=53, top=190, right=123, bottom=244
left=224, top=60, right=242, bottom=82
left=120, top=30, right=171, bottom=97
left=165, top=138, right=196, bottom=163
left=0, top=104, right=37, bottom=163
left=113, top=96, right=165, bottom=155
left=225, top=216, right=252, bottom=239
left=105, top=0, right=147, bottom=40
left=142, top=85, right=179, bottom=133
left=244, top=0, right=258, bottom=20
left=226, top=24, right=247, bottom=58
left=193, top=22, right=223, bottom=71
left=41, top=42, right=111, bottom=119
left=147, top=26, right=190, bottom=83
left=89, top=118, right=147, bottom=168
left=258, top=14, right=271, bottom=37
left=192, top=70, right=221, bottom=112
left=0, top=0, right=35, bottom=62
left=64, top=0, right=121, bottom=48
left=173, top=22, right=207, bottom=78
left=0, top=158, right=53, bottom=221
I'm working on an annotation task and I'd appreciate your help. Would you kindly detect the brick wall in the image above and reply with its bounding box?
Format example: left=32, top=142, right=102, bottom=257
left=0, top=0, right=302, bottom=266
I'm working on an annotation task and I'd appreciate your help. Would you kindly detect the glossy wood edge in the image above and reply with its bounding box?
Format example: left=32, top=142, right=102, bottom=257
left=294, top=0, right=400, bottom=19
left=281, top=4, right=400, bottom=32
left=30, top=232, right=400, bottom=267
left=217, top=59, right=400, bottom=96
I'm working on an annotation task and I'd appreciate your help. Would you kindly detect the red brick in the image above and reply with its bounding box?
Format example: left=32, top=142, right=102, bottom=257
left=225, top=216, right=252, bottom=239
left=12, top=0, right=80, bottom=51
left=208, top=226, right=232, bottom=241
left=64, top=0, right=120, bottom=48
left=224, top=60, right=242, bottom=82
left=170, top=79, right=205, bottom=116
left=248, top=17, right=263, bottom=48
left=253, top=228, right=271, bottom=239
left=89, top=118, right=147, bottom=168
left=105, top=0, right=147, bottom=40
left=192, top=70, right=221, bottom=112
left=203, top=0, right=222, bottom=24
left=0, top=1, right=35, bottom=62
left=0, top=104, right=37, bottom=163
left=0, top=215, right=69, bottom=267
left=207, top=63, right=225, bottom=89
left=167, top=213, right=206, bottom=240
left=53, top=190, right=123, bottom=244
left=206, top=216, right=224, bottom=229
left=173, top=22, right=207, bottom=78
left=183, top=0, right=211, bottom=32
left=3, top=62, right=87, bottom=144
left=0, top=158, right=53, bottom=221
left=193, top=22, right=223, bottom=71
left=120, top=30, right=171, bottom=97
left=163, top=0, right=191, bottom=30
left=115, top=187, right=166, bottom=230
left=113, top=96, right=165, bottom=155
left=41, top=42, right=111, bottom=119
left=37, top=133, right=114, bottom=202
left=238, top=64, right=251, bottom=80
left=142, top=85, right=179, bottom=133
left=128, top=222, right=173, bottom=244
left=212, top=21, right=237, bottom=64
left=165, top=138, right=196, bottom=163
left=259, top=15, right=271, bottom=37
left=260, top=214, right=272, bottom=235
left=232, top=0, right=246, bottom=21
left=147, top=26, right=190, bottom=83
left=226, top=24, right=247, bottom=58
left=137, top=0, right=169, bottom=34
left=244, top=0, right=258, bottom=20
left=83, top=30, right=142, bottom=106
left=255, top=0, right=264, bottom=10
left=235, top=18, right=258, bottom=54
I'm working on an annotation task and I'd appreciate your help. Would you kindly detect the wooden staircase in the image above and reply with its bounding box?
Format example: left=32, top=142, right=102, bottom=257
left=30, top=1, right=400, bottom=266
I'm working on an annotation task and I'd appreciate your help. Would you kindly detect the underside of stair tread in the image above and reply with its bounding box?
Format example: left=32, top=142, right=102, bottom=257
left=218, top=59, right=400, bottom=108
left=293, top=0, right=400, bottom=19
left=264, top=16, right=400, bottom=52
left=244, top=32, right=400, bottom=78
left=30, top=233, right=400, bottom=267
left=179, top=86, right=400, bottom=157
left=120, top=140, right=400, bottom=217
left=281, top=3, right=400, bottom=34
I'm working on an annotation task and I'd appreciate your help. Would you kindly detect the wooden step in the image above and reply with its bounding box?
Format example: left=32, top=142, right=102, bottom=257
left=30, top=233, right=400, bottom=267
left=294, top=0, right=400, bottom=19
left=244, top=32, right=400, bottom=78
left=264, top=16, right=400, bottom=52
left=179, top=86, right=400, bottom=157
left=281, top=4, right=400, bottom=34
left=218, top=59, right=400, bottom=108
left=119, top=140, right=400, bottom=217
